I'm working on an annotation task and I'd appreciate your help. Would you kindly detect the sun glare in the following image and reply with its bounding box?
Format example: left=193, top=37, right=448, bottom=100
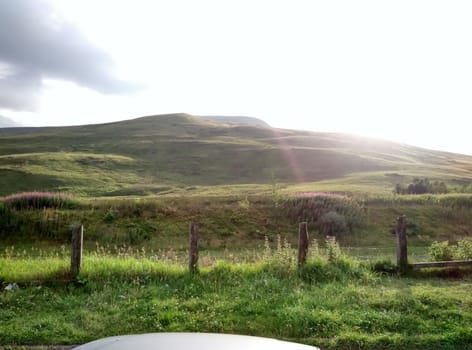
left=1, top=0, right=471, bottom=155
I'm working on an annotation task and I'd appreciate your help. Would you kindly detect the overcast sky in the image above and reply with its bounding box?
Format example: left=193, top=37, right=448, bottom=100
left=0, top=0, right=471, bottom=155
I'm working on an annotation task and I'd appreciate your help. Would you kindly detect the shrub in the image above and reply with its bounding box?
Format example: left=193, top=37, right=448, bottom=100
left=103, top=208, right=116, bottom=222
left=429, top=241, right=454, bottom=261
left=429, top=240, right=472, bottom=261
left=3, top=192, right=79, bottom=210
left=455, top=239, right=472, bottom=260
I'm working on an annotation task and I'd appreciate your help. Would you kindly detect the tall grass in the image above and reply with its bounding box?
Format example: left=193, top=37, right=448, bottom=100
left=0, top=236, right=375, bottom=285
left=366, top=193, right=472, bottom=209
left=0, top=205, right=78, bottom=243
left=3, top=192, right=80, bottom=210
left=282, top=196, right=367, bottom=235
left=2, top=241, right=472, bottom=349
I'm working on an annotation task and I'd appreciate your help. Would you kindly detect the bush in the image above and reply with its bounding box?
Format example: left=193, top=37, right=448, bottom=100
left=429, top=241, right=454, bottom=261
left=3, top=192, right=79, bottom=210
left=455, top=240, right=472, bottom=260
left=428, top=240, right=472, bottom=261
left=103, top=208, right=116, bottom=222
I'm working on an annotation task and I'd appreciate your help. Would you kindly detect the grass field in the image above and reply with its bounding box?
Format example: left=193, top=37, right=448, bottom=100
left=2, top=114, right=472, bottom=349
left=2, top=242, right=472, bottom=350
left=1, top=193, right=472, bottom=348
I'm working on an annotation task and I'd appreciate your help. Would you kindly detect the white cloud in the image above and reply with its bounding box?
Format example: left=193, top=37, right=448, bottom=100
left=0, top=0, right=141, bottom=111
left=3, top=0, right=472, bottom=155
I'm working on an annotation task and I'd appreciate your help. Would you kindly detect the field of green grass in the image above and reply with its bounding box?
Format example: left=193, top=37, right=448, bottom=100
left=2, top=114, right=472, bottom=349
left=2, top=241, right=472, bottom=350
left=1, top=193, right=472, bottom=348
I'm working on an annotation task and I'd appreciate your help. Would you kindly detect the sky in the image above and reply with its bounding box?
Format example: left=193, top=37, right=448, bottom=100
left=0, top=0, right=471, bottom=155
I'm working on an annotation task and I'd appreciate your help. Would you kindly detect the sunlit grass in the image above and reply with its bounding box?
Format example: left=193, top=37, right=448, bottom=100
left=1, top=114, right=472, bottom=197
left=1, top=241, right=472, bottom=349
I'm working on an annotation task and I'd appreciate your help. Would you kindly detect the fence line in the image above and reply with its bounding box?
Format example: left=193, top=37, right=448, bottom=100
left=394, top=215, right=472, bottom=270
left=67, top=216, right=472, bottom=276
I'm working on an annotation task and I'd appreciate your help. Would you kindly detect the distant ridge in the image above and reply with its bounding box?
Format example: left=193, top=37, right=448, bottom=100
left=0, top=127, right=49, bottom=136
left=200, top=116, right=270, bottom=128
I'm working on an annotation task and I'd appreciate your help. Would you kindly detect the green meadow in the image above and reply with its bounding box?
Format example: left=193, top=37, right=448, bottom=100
left=1, top=114, right=472, bottom=349
left=2, top=241, right=472, bottom=350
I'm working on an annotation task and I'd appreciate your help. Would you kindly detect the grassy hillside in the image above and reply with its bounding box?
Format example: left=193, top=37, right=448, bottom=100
left=1, top=113, right=472, bottom=196
left=200, top=115, right=271, bottom=127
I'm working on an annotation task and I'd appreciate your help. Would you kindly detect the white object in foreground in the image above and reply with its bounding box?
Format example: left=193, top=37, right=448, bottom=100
left=74, top=332, right=320, bottom=350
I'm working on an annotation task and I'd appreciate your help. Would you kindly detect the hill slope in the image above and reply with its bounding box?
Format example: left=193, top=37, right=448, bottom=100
left=0, top=113, right=471, bottom=196
left=200, top=116, right=270, bottom=127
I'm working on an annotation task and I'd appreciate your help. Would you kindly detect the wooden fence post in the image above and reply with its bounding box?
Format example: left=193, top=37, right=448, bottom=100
left=70, top=224, right=83, bottom=279
left=298, top=222, right=309, bottom=267
left=395, top=215, right=408, bottom=271
left=189, top=222, right=199, bottom=273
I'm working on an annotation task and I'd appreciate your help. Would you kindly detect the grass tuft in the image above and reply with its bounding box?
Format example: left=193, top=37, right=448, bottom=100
left=3, top=192, right=80, bottom=210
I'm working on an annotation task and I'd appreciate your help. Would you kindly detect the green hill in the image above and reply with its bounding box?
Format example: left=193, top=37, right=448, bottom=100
left=1, top=113, right=471, bottom=196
